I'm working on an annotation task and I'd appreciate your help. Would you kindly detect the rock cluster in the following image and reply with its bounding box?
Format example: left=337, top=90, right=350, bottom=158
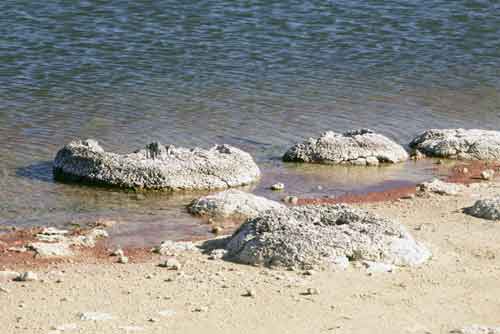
left=410, top=129, right=500, bottom=160
left=214, top=204, right=430, bottom=269
left=188, top=189, right=284, bottom=219
left=283, top=129, right=409, bottom=165
left=54, top=139, right=261, bottom=191
left=464, top=197, right=500, bottom=220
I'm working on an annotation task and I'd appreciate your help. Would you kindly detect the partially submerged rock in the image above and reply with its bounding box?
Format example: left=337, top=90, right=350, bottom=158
left=53, top=139, right=260, bottom=191
left=464, top=197, right=500, bottom=220
left=188, top=189, right=285, bottom=219
left=283, top=129, right=408, bottom=165
left=410, top=129, right=500, bottom=160
left=217, top=204, right=430, bottom=269
left=451, top=325, right=500, bottom=334
left=417, top=179, right=465, bottom=196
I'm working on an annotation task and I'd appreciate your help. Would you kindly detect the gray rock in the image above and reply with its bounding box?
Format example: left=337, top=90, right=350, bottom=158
left=451, top=325, right=500, bottom=334
left=410, top=129, right=500, bottom=160
left=464, top=197, right=500, bottom=220
left=28, top=242, right=74, bottom=257
left=283, top=129, right=408, bottom=165
left=221, top=204, right=430, bottom=269
left=54, top=139, right=260, bottom=191
left=417, top=178, right=465, bottom=196
left=188, top=189, right=284, bottom=219
left=153, top=240, right=198, bottom=256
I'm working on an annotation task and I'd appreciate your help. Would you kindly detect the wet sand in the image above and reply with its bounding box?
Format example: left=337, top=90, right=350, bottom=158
left=1, top=177, right=500, bottom=333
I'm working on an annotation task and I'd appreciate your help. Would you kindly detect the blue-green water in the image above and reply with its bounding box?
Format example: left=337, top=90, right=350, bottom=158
left=1, top=1, right=500, bottom=245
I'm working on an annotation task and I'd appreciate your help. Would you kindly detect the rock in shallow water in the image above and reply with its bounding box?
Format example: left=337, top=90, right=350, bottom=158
left=53, top=139, right=261, bottom=191
left=216, top=204, right=430, bottom=269
left=410, top=129, right=500, bottom=160
left=283, top=129, right=408, bottom=165
left=188, top=189, right=285, bottom=219
left=464, top=197, right=500, bottom=220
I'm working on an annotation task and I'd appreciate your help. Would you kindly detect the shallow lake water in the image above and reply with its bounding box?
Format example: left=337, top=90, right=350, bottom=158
left=1, top=1, right=500, bottom=245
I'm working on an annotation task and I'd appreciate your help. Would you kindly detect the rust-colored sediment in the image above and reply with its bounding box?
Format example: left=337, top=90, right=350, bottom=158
left=2, top=159, right=500, bottom=270
left=298, top=160, right=500, bottom=206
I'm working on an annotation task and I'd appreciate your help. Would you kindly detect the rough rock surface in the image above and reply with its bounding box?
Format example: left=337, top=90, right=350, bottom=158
left=53, top=139, right=260, bottom=190
left=451, top=325, right=500, bottom=334
left=283, top=129, right=408, bottom=165
left=417, top=179, right=465, bottom=196
left=153, top=240, right=198, bottom=256
left=409, top=129, right=500, bottom=160
left=218, top=204, right=430, bottom=269
left=188, top=189, right=285, bottom=219
left=28, top=242, right=74, bottom=257
left=464, top=197, right=500, bottom=220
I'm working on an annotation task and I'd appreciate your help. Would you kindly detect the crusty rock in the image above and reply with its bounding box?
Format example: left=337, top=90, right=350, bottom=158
left=451, top=325, right=500, bottom=334
left=28, top=242, right=74, bottom=257
left=283, top=129, right=408, bottom=165
left=464, top=197, right=500, bottom=220
left=153, top=240, right=198, bottom=256
left=417, top=179, right=465, bottom=196
left=410, top=129, right=500, bottom=160
left=220, top=204, right=430, bottom=269
left=188, top=190, right=284, bottom=219
left=53, top=139, right=260, bottom=191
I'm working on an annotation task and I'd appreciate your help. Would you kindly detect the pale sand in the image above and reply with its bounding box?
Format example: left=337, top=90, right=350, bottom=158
left=2, top=182, right=500, bottom=334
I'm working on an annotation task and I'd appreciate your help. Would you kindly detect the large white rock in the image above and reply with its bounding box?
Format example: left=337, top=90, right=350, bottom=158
left=53, top=140, right=260, bottom=191
left=188, top=189, right=285, bottom=219
left=283, top=129, right=408, bottom=165
left=218, top=204, right=431, bottom=269
left=464, top=197, right=500, bottom=220
left=28, top=242, right=74, bottom=257
left=410, top=129, right=500, bottom=160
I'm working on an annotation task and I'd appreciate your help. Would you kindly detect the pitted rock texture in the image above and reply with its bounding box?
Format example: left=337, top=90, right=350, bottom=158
left=283, top=129, right=408, bottom=165
left=410, top=129, right=500, bottom=160
left=464, top=197, right=500, bottom=220
left=188, top=189, right=285, bottom=219
left=221, top=204, right=430, bottom=269
left=53, top=139, right=261, bottom=190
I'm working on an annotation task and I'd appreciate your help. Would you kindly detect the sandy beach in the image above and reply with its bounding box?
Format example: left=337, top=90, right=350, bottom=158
left=1, top=178, right=500, bottom=334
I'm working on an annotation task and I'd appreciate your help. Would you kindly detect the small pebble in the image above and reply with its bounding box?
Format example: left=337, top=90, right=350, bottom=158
left=17, top=272, right=38, bottom=282
left=243, top=289, right=256, bottom=297
left=118, top=256, right=129, bottom=264
left=270, top=183, right=285, bottom=191
left=283, top=196, right=299, bottom=205
left=305, top=288, right=320, bottom=295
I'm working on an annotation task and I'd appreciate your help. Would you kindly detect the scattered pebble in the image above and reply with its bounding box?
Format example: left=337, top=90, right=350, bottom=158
left=79, top=312, right=113, bottom=321
left=480, top=169, right=495, bottom=180
left=193, top=306, right=208, bottom=312
left=243, top=289, right=256, bottom=297
left=283, top=196, right=299, bottom=205
left=118, top=256, right=129, bottom=264
left=159, top=258, right=182, bottom=270
left=17, top=271, right=38, bottom=282
left=304, top=288, right=320, bottom=295
left=270, top=183, right=285, bottom=191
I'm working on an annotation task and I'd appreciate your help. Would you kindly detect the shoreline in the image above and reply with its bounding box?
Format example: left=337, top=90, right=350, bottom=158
left=1, top=173, right=500, bottom=333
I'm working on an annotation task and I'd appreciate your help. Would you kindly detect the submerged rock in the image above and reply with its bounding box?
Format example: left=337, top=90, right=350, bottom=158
left=188, top=189, right=285, bottom=219
left=219, top=204, right=430, bottom=269
left=409, top=129, right=500, bottom=160
left=417, top=179, right=465, bottom=196
left=464, top=197, right=500, bottom=220
left=283, top=129, right=408, bottom=165
left=53, top=139, right=261, bottom=191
